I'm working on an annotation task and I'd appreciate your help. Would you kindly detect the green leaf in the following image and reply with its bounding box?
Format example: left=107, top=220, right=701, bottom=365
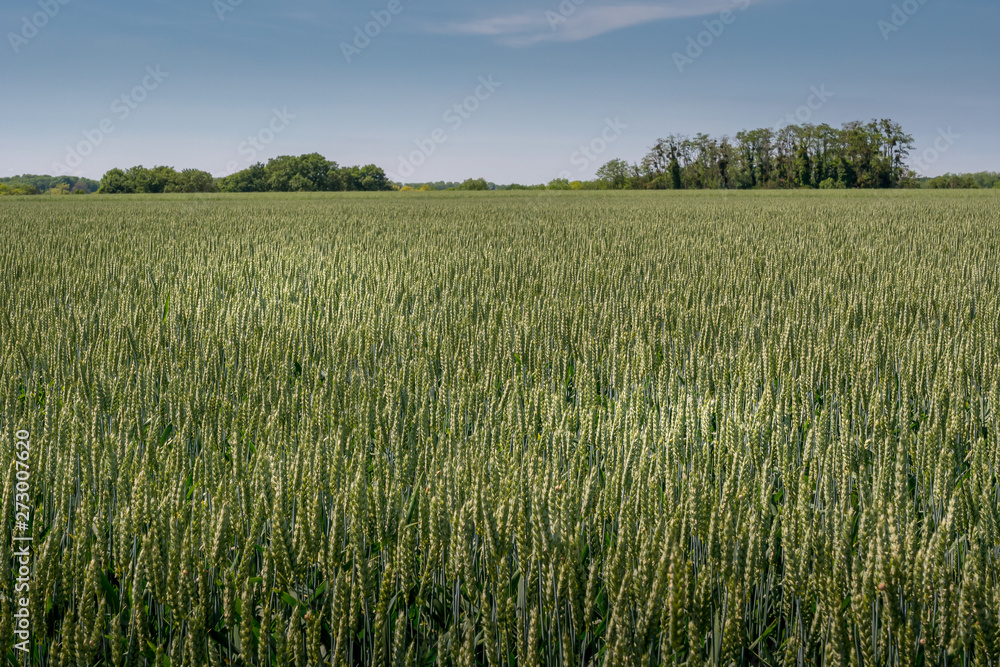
left=279, top=590, right=305, bottom=609
left=99, top=571, right=120, bottom=609
left=750, top=619, right=779, bottom=649
left=404, top=486, right=420, bottom=525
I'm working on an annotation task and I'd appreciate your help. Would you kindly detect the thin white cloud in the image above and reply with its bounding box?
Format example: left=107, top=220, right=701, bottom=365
left=438, top=0, right=757, bottom=46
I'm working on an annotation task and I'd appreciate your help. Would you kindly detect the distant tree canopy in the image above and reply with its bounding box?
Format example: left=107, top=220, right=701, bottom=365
left=595, top=159, right=630, bottom=190
left=455, top=178, right=490, bottom=191
left=94, top=155, right=393, bottom=195
left=402, top=181, right=464, bottom=191
left=217, top=155, right=393, bottom=193
left=923, top=172, right=1000, bottom=189
left=400, top=180, right=507, bottom=191
left=216, top=163, right=266, bottom=193
left=14, top=129, right=997, bottom=197
left=97, top=166, right=218, bottom=194
left=0, top=183, right=38, bottom=196
left=340, top=164, right=393, bottom=192
left=0, top=174, right=98, bottom=194
left=502, top=183, right=547, bottom=191
left=595, top=119, right=918, bottom=190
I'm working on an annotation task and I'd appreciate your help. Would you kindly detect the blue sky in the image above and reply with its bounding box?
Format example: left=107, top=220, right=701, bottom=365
left=2, top=0, right=997, bottom=183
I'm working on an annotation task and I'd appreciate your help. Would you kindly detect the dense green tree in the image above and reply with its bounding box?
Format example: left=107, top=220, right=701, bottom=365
left=146, top=166, right=178, bottom=193
left=642, top=139, right=671, bottom=184
left=215, top=157, right=390, bottom=193
left=928, top=171, right=1000, bottom=189
left=925, top=174, right=980, bottom=189
left=264, top=156, right=304, bottom=192
left=342, top=164, right=393, bottom=191
left=596, top=159, right=631, bottom=189
left=264, top=154, right=338, bottom=191
left=97, top=168, right=133, bottom=194
left=218, top=163, right=267, bottom=192
left=717, top=139, right=732, bottom=188
left=123, top=166, right=153, bottom=193
left=878, top=119, right=913, bottom=185
left=631, top=120, right=915, bottom=191
left=796, top=142, right=812, bottom=187
left=98, top=166, right=218, bottom=194
left=455, top=178, right=490, bottom=191
left=837, top=157, right=857, bottom=189
left=165, top=169, right=218, bottom=193
left=669, top=153, right=682, bottom=190
left=1, top=174, right=99, bottom=193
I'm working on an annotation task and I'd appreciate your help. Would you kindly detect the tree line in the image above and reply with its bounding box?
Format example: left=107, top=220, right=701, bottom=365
left=96, top=166, right=218, bottom=194
left=0, top=175, right=98, bottom=195
left=924, top=172, right=1000, bottom=189
left=4, top=128, right=996, bottom=196
left=595, top=119, right=922, bottom=190
left=94, top=154, right=393, bottom=194
left=217, top=154, right=393, bottom=192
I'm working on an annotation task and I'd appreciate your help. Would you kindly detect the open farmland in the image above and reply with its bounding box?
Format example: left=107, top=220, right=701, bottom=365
left=2, top=190, right=1000, bottom=666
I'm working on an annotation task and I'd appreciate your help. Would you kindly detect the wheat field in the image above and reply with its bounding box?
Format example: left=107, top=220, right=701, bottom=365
left=2, top=190, right=999, bottom=666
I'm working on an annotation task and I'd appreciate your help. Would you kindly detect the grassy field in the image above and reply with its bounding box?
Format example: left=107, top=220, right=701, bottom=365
left=2, top=190, right=999, bottom=666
